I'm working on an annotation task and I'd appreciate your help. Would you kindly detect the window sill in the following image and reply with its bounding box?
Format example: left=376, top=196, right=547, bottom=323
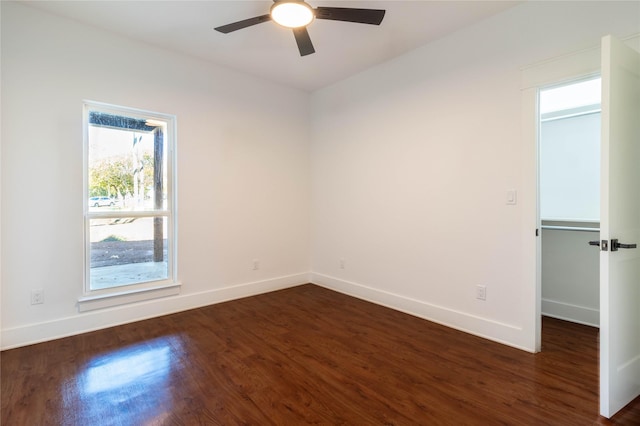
left=77, top=283, right=181, bottom=312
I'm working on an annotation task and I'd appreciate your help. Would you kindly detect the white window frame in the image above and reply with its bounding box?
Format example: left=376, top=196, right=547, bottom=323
left=79, top=101, right=179, bottom=312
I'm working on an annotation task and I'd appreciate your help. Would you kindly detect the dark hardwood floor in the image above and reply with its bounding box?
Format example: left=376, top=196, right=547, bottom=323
left=2, top=284, right=639, bottom=425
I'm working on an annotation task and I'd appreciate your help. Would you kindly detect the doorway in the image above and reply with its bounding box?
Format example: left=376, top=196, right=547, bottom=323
left=527, top=35, right=640, bottom=418
left=538, top=76, right=601, bottom=327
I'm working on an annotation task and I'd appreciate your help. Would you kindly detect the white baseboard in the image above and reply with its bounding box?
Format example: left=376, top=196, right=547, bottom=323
left=310, top=273, right=533, bottom=352
left=2, top=272, right=541, bottom=352
left=542, top=298, right=599, bottom=327
left=0, top=273, right=310, bottom=350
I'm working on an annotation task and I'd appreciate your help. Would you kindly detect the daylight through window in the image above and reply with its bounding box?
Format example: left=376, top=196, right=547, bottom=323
left=84, top=102, right=176, bottom=295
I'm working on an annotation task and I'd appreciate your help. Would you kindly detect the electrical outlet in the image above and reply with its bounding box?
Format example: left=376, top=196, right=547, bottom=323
left=339, top=259, right=345, bottom=269
left=252, top=259, right=260, bottom=270
left=476, top=285, right=487, bottom=301
left=31, top=289, right=44, bottom=305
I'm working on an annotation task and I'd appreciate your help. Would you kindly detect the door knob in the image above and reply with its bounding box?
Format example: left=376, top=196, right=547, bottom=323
left=611, top=239, right=637, bottom=251
left=588, top=240, right=608, bottom=251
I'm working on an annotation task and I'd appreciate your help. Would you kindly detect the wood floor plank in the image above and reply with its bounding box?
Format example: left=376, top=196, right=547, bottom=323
left=2, top=284, right=640, bottom=425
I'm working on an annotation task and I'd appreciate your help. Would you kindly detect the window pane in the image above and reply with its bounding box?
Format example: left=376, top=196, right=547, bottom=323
left=84, top=103, right=175, bottom=301
left=88, top=117, right=167, bottom=212
left=89, top=217, right=168, bottom=290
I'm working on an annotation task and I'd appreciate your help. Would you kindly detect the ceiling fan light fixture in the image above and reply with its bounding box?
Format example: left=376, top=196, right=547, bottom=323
left=270, top=1, right=314, bottom=29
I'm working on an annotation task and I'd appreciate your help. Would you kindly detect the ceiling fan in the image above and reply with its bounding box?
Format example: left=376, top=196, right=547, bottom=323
left=214, top=0, right=386, bottom=56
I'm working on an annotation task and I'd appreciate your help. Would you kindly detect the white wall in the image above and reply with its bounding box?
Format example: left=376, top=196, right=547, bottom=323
left=540, top=112, right=601, bottom=221
left=541, top=225, right=600, bottom=326
left=0, top=2, right=3, bottom=342
left=1, top=2, right=311, bottom=348
left=539, top=108, right=601, bottom=327
left=310, top=1, right=640, bottom=351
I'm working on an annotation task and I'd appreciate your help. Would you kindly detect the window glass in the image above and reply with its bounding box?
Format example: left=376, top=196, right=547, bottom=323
left=89, top=217, right=168, bottom=289
left=85, top=103, right=175, bottom=294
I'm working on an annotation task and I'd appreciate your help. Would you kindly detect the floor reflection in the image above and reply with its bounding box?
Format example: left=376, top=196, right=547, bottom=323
left=68, top=335, right=183, bottom=424
left=83, top=345, right=170, bottom=394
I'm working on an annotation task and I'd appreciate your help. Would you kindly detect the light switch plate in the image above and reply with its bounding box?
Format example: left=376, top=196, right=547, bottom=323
left=506, top=190, right=517, bottom=205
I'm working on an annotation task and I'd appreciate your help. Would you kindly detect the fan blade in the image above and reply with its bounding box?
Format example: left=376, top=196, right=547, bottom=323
left=314, top=7, right=385, bottom=25
left=214, top=14, right=271, bottom=34
left=292, top=27, right=315, bottom=56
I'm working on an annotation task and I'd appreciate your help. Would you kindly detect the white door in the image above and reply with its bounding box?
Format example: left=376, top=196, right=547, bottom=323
left=599, top=34, right=640, bottom=418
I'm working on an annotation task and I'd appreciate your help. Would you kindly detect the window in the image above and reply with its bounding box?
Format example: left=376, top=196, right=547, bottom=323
left=81, top=102, right=178, bottom=310
left=539, top=77, right=601, bottom=222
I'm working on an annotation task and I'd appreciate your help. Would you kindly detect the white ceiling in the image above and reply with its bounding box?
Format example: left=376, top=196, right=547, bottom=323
left=23, top=0, right=521, bottom=92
